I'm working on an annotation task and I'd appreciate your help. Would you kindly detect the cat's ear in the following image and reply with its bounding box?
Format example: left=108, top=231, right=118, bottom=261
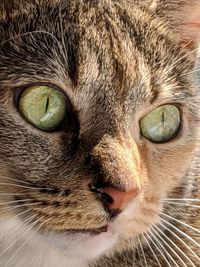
left=141, top=1, right=200, bottom=50
left=160, top=0, right=200, bottom=51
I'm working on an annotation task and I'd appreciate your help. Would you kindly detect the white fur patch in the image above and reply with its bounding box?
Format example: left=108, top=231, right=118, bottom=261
left=0, top=217, right=118, bottom=267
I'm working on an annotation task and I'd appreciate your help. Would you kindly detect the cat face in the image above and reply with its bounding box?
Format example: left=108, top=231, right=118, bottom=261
left=0, top=0, right=199, bottom=260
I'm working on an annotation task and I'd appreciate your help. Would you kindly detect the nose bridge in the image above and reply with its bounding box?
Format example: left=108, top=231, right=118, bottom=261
left=79, top=102, right=120, bottom=150
left=91, top=134, right=141, bottom=192
left=77, top=82, right=126, bottom=151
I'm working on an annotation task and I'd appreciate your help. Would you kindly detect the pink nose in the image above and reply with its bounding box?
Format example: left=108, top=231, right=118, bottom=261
left=102, top=187, right=139, bottom=211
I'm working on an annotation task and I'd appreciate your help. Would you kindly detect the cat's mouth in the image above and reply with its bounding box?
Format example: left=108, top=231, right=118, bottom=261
left=47, top=209, right=120, bottom=236
left=57, top=225, right=109, bottom=236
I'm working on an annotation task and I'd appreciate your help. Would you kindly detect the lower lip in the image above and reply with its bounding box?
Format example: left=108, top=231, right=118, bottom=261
left=55, top=225, right=109, bottom=236
left=44, top=224, right=117, bottom=258
left=89, top=226, right=108, bottom=236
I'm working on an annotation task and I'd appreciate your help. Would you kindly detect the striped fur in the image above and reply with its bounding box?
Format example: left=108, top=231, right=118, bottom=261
left=0, top=1, right=199, bottom=266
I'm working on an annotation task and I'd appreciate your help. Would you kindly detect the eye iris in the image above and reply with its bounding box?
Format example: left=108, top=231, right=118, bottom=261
left=19, top=86, right=67, bottom=130
left=140, top=105, right=180, bottom=143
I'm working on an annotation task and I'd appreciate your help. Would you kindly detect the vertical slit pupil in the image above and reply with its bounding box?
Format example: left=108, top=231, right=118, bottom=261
left=45, top=97, right=49, bottom=113
left=161, top=111, right=165, bottom=125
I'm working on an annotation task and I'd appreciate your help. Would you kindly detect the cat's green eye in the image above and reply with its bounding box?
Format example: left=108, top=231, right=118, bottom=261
left=140, top=105, right=180, bottom=143
left=19, top=86, right=67, bottom=131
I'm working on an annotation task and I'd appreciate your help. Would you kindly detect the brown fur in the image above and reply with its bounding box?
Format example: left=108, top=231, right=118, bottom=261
left=0, top=0, right=199, bottom=266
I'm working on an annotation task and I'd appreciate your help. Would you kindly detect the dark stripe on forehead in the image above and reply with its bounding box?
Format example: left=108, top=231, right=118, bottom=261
left=0, top=0, right=192, bottom=100
left=111, top=3, right=193, bottom=98
left=67, top=1, right=189, bottom=102
left=114, top=4, right=179, bottom=68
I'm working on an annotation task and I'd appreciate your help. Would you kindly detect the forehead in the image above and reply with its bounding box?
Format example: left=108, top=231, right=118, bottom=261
left=0, top=1, right=191, bottom=107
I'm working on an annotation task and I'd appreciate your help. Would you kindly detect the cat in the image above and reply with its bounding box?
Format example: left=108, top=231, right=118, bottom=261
left=0, top=0, right=199, bottom=266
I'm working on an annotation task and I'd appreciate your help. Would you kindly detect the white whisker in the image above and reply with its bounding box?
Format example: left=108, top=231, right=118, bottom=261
left=1, top=177, right=33, bottom=186
left=0, top=202, right=42, bottom=214
left=163, top=47, right=199, bottom=77
left=0, top=214, right=37, bottom=258
left=1, top=208, right=32, bottom=228
left=137, top=236, right=148, bottom=267
left=0, top=193, right=27, bottom=197
left=2, top=209, right=35, bottom=241
left=0, top=31, right=67, bottom=63
left=166, top=107, right=183, bottom=126
left=59, top=4, right=68, bottom=60
left=162, top=201, right=200, bottom=208
left=0, top=182, right=52, bottom=191
left=159, top=220, right=200, bottom=262
left=161, top=212, right=200, bottom=234
left=0, top=199, right=36, bottom=207
left=10, top=208, right=32, bottom=219
left=43, top=225, right=51, bottom=239
left=160, top=217, right=200, bottom=250
left=137, top=237, right=143, bottom=266
left=154, top=225, right=195, bottom=267
left=182, top=69, right=200, bottom=78
left=148, top=230, right=175, bottom=267
left=163, top=198, right=200, bottom=202
left=142, top=233, right=162, bottom=267
left=152, top=227, right=181, bottom=267
left=5, top=217, right=51, bottom=267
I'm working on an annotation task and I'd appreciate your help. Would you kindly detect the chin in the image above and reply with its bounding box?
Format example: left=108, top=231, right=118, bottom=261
left=44, top=227, right=118, bottom=260
left=43, top=195, right=161, bottom=261
left=0, top=194, right=161, bottom=267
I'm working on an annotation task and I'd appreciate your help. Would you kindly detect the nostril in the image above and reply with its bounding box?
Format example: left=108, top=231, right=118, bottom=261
left=90, top=185, right=113, bottom=204
left=100, top=192, right=114, bottom=205
left=98, top=186, right=139, bottom=211
left=90, top=185, right=120, bottom=218
left=90, top=185, right=139, bottom=216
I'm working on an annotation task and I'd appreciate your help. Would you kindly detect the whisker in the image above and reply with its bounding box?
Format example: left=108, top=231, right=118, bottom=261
left=0, top=202, right=43, bottom=215
left=0, top=214, right=37, bottom=257
left=154, top=225, right=195, bottom=267
left=148, top=230, right=176, bottom=267
left=162, top=201, right=200, bottom=208
left=182, top=69, right=200, bottom=78
left=0, top=208, right=32, bottom=228
left=0, top=199, right=36, bottom=207
left=142, top=233, right=162, bottom=267
left=0, top=193, right=27, bottom=197
left=161, top=212, right=200, bottom=234
left=137, top=236, right=143, bottom=266
left=160, top=217, right=200, bottom=250
left=166, top=107, right=183, bottom=127
left=152, top=227, right=181, bottom=267
left=0, top=182, right=53, bottom=191
left=43, top=225, right=51, bottom=239
left=0, top=31, right=67, bottom=62
left=10, top=208, right=32, bottom=219
left=1, top=177, right=33, bottom=186
left=159, top=220, right=200, bottom=262
left=137, top=236, right=148, bottom=267
left=163, top=198, right=200, bottom=202
left=145, top=233, right=171, bottom=267
left=164, top=47, right=200, bottom=77
left=5, top=217, right=52, bottom=267
left=59, top=4, right=68, bottom=60
left=2, top=210, right=36, bottom=241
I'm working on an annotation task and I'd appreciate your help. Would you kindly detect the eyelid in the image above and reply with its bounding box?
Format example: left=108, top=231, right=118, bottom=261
left=139, top=103, right=182, bottom=121
left=14, top=82, right=68, bottom=109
